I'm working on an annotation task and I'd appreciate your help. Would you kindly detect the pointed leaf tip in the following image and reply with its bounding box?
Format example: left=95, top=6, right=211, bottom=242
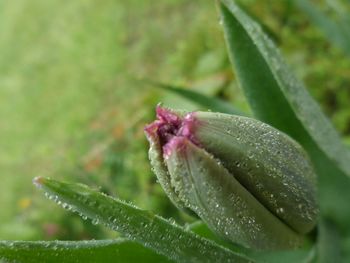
left=219, top=0, right=350, bottom=177
left=33, top=177, right=249, bottom=262
left=33, top=176, right=44, bottom=188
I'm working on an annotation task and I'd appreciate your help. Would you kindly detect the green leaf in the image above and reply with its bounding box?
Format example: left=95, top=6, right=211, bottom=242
left=219, top=0, right=350, bottom=177
left=0, top=239, right=172, bottom=263
left=150, top=81, right=245, bottom=115
left=317, top=220, right=342, bottom=263
left=294, top=0, right=350, bottom=57
left=219, top=0, right=350, bottom=234
left=33, top=177, right=252, bottom=263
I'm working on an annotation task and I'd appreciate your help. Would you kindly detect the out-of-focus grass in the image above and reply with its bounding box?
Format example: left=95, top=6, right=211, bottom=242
left=0, top=0, right=226, bottom=240
left=0, top=0, right=349, bottom=240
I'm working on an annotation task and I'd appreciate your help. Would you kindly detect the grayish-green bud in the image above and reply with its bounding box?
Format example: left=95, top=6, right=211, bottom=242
left=144, top=106, right=318, bottom=250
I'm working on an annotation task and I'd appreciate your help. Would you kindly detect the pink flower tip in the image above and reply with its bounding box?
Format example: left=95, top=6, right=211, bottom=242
left=144, top=106, right=201, bottom=152
left=163, top=136, right=188, bottom=159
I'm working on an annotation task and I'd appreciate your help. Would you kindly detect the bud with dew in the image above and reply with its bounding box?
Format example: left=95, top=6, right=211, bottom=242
left=144, top=106, right=318, bottom=250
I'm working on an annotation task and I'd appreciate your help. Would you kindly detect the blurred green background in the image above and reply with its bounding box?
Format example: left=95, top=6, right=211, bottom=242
left=0, top=0, right=349, bottom=241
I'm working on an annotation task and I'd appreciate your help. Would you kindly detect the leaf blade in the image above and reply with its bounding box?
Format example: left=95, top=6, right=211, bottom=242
left=317, top=220, right=342, bottom=263
left=33, top=177, right=252, bottom=263
left=152, top=82, right=245, bottom=115
left=294, top=0, right=350, bottom=57
left=0, top=239, right=172, bottom=263
left=219, top=0, right=350, bottom=177
left=219, top=0, right=350, bottom=242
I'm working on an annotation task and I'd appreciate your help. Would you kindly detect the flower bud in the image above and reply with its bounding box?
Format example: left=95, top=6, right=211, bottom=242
left=144, top=106, right=318, bottom=250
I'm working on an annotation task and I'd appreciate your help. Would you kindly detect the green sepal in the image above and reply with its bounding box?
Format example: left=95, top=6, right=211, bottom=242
left=165, top=137, right=305, bottom=250
left=192, top=111, right=318, bottom=234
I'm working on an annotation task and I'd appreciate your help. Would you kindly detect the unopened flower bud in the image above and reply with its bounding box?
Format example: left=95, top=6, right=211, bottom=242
left=144, top=106, right=318, bottom=250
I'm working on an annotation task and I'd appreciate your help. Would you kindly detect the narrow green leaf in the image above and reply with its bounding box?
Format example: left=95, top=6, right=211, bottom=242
left=0, top=239, right=172, bottom=263
left=33, top=177, right=252, bottom=263
left=343, top=236, right=350, bottom=261
left=219, top=0, right=350, bottom=178
left=151, top=82, right=245, bottom=115
left=294, top=0, right=350, bottom=56
left=219, top=0, right=350, bottom=233
left=317, top=220, right=342, bottom=263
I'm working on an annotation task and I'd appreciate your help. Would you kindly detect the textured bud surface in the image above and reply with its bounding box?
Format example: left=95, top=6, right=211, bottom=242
left=164, top=136, right=304, bottom=249
left=191, top=112, right=318, bottom=234
left=144, top=106, right=318, bottom=250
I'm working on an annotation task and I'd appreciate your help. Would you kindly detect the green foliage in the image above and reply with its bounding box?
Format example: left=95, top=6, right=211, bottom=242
left=294, top=0, right=350, bottom=57
left=149, top=81, right=244, bottom=115
left=0, top=239, right=171, bottom=263
left=1, top=0, right=350, bottom=262
left=220, top=0, right=350, bottom=236
left=31, top=177, right=250, bottom=263
left=220, top=0, right=350, bottom=177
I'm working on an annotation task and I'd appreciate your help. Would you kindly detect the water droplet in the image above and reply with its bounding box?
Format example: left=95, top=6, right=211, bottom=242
left=92, top=218, right=99, bottom=225
left=276, top=207, right=284, bottom=214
